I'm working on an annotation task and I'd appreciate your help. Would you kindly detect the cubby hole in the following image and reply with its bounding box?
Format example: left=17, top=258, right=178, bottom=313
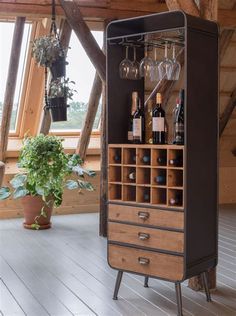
left=168, top=169, right=183, bottom=187
left=152, top=168, right=167, bottom=186
left=168, top=189, right=183, bottom=207
left=168, top=149, right=183, bottom=167
left=109, top=147, right=122, bottom=164
left=137, top=167, right=151, bottom=185
left=137, top=148, right=151, bottom=166
left=123, top=148, right=136, bottom=165
left=123, top=185, right=136, bottom=202
left=108, top=166, right=121, bottom=183
left=151, top=187, right=167, bottom=205
left=123, top=166, right=136, bottom=184
left=152, top=148, right=167, bottom=167
left=108, top=184, right=122, bottom=201
left=137, top=187, right=151, bottom=203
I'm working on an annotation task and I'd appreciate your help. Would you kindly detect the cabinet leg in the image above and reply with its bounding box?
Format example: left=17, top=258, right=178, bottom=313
left=201, top=271, right=212, bottom=302
left=113, top=270, right=123, bottom=300
left=144, top=276, right=149, bottom=288
left=175, top=282, right=183, bottom=316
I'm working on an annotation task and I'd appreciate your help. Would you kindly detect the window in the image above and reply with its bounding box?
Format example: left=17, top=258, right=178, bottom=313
left=0, top=21, right=32, bottom=133
left=50, top=30, right=103, bottom=132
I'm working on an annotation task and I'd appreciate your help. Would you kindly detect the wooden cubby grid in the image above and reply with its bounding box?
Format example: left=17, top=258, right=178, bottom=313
left=108, top=144, right=184, bottom=208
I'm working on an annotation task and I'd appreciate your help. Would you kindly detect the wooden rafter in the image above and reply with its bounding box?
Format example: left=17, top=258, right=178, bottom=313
left=76, top=72, right=102, bottom=160
left=59, top=0, right=106, bottom=82
left=220, top=29, right=235, bottom=63
left=165, top=0, right=199, bottom=17
left=40, top=19, right=72, bottom=135
left=0, top=17, right=26, bottom=162
left=220, top=88, right=236, bottom=137
left=200, top=0, right=218, bottom=21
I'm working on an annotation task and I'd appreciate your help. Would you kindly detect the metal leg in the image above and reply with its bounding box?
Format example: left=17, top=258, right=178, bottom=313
left=201, top=271, right=212, bottom=302
left=144, top=276, right=149, bottom=288
left=175, top=282, right=183, bottom=316
left=113, top=270, right=123, bottom=300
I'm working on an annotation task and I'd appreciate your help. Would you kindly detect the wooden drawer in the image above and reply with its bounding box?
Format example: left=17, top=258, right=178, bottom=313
left=109, top=204, right=184, bottom=230
left=108, top=244, right=184, bottom=281
left=108, top=222, right=184, bottom=253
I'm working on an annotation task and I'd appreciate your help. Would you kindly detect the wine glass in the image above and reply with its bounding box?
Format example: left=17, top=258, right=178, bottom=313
left=151, top=47, right=160, bottom=82
left=119, top=46, right=132, bottom=79
left=158, top=42, right=173, bottom=80
left=139, top=44, right=153, bottom=80
left=129, top=46, right=140, bottom=80
left=168, top=44, right=181, bottom=80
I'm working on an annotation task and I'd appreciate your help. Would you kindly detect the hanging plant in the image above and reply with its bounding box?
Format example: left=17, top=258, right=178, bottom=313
left=47, top=78, right=77, bottom=121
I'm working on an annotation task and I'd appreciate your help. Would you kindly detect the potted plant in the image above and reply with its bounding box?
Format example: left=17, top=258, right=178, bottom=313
left=0, top=135, right=95, bottom=230
left=48, top=78, right=76, bottom=121
left=31, top=34, right=67, bottom=79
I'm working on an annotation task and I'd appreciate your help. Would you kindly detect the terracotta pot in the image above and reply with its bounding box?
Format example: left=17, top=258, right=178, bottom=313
left=21, top=195, right=54, bottom=230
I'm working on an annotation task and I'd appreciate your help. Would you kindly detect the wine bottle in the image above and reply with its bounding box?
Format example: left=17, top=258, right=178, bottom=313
left=173, top=89, right=184, bottom=145
left=155, top=175, right=166, bottom=185
left=145, top=100, right=153, bottom=144
left=128, top=92, right=138, bottom=143
left=113, top=151, right=121, bottom=163
left=169, top=156, right=183, bottom=167
left=143, top=192, right=150, bottom=202
left=169, top=195, right=182, bottom=206
left=157, top=156, right=166, bottom=165
left=142, top=155, right=150, bottom=164
left=128, top=171, right=136, bottom=181
left=152, top=93, right=166, bottom=144
left=133, top=94, right=145, bottom=144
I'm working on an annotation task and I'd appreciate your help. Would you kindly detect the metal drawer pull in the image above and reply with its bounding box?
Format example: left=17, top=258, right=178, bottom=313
left=138, top=257, right=150, bottom=265
left=138, top=232, right=150, bottom=240
left=138, top=211, right=149, bottom=220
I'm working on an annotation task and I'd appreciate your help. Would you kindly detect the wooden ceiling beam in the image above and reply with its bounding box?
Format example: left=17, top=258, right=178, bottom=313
left=165, top=0, right=199, bottom=17
left=59, top=0, right=106, bottom=82
left=200, top=0, right=218, bottom=21
left=0, top=17, right=26, bottom=162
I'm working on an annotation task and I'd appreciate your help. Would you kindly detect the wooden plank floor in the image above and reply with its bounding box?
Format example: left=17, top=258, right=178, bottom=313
left=0, top=206, right=235, bottom=316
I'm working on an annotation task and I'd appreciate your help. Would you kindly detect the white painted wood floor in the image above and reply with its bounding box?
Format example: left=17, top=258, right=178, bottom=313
left=0, top=206, right=235, bottom=316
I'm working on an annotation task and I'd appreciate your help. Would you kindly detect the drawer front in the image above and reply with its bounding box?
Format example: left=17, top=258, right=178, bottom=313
left=108, top=222, right=184, bottom=253
left=108, top=244, right=183, bottom=281
left=109, top=204, right=184, bottom=230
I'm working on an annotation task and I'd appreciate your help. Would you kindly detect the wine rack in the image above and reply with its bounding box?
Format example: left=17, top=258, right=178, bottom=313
left=108, top=144, right=184, bottom=209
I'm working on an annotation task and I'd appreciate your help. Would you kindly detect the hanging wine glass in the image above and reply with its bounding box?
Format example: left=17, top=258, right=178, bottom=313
left=168, top=44, right=181, bottom=80
left=139, top=44, right=153, bottom=80
left=158, top=42, right=173, bottom=80
left=151, top=47, right=160, bottom=82
left=119, top=46, right=132, bottom=79
left=129, top=46, right=140, bottom=80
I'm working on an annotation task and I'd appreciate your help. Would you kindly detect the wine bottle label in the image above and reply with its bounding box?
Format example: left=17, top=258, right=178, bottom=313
left=128, top=131, right=133, bottom=141
left=152, top=117, right=164, bottom=132
left=133, top=118, right=142, bottom=137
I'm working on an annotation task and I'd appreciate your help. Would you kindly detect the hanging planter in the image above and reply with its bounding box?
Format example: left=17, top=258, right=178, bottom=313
left=50, top=55, right=66, bottom=79
left=47, top=78, right=76, bottom=122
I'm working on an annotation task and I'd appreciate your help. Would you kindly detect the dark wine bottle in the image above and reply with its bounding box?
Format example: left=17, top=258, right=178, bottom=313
left=128, top=171, right=136, bottom=181
left=152, top=93, right=166, bottom=144
left=133, top=94, right=145, bottom=144
left=143, top=192, right=150, bottom=202
left=169, top=156, right=183, bottom=167
left=169, top=194, right=182, bottom=206
left=173, top=89, right=184, bottom=145
left=128, top=92, right=138, bottom=143
left=157, top=156, right=167, bottom=165
left=113, top=151, right=121, bottom=163
left=155, top=175, right=166, bottom=185
left=142, top=155, right=150, bottom=164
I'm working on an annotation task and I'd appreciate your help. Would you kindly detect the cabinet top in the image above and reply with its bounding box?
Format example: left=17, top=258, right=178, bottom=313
left=107, top=10, right=218, bottom=40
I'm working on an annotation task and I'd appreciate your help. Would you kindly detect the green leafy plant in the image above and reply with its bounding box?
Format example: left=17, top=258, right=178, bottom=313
left=31, top=35, right=66, bottom=67
left=0, top=134, right=95, bottom=229
left=48, top=78, right=77, bottom=100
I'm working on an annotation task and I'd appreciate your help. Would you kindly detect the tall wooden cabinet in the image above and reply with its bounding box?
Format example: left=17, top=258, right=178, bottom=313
left=106, top=11, right=218, bottom=316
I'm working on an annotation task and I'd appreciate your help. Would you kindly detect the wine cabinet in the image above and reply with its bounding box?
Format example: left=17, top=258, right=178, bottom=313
left=106, top=10, right=218, bottom=316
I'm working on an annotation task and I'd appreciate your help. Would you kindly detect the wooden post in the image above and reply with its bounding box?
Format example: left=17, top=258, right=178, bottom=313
left=0, top=17, right=25, bottom=162
left=40, top=19, right=72, bottom=135
left=76, top=72, right=102, bottom=160
left=59, top=0, right=106, bottom=83
left=0, top=162, right=5, bottom=187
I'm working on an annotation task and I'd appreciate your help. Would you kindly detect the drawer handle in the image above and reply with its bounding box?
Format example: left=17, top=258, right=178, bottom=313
left=138, top=211, right=149, bottom=220
left=138, top=232, right=150, bottom=240
left=138, top=257, right=150, bottom=265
